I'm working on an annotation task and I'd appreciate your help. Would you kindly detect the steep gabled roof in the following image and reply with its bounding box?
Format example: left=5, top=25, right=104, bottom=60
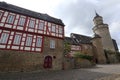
left=71, top=33, right=92, bottom=44
left=0, top=2, right=64, bottom=26
left=64, top=37, right=79, bottom=45
left=112, top=39, right=119, bottom=51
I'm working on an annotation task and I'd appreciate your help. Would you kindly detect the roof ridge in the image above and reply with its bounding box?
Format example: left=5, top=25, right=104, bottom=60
left=0, top=1, right=64, bottom=26
left=71, top=33, right=92, bottom=38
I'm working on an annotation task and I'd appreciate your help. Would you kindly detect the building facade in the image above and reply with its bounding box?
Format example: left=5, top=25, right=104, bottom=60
left=0, top=2, right=64, bottom=72
left=64, top=13, right=119, bottom=65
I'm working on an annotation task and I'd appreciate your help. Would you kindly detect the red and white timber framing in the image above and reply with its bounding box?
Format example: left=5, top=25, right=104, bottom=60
left=0, top=10, right=64, bottom=53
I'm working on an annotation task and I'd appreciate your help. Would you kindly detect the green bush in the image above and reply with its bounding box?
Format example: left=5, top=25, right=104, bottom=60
left=74, top=52, right=93, bottom=61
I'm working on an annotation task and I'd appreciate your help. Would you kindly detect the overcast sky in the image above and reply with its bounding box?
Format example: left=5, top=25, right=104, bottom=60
left=1, top=0, right=120, bottom=51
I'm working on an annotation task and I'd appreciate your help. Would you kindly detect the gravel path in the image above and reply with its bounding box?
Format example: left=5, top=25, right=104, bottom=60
left=0, top=64, right=120, bottom=80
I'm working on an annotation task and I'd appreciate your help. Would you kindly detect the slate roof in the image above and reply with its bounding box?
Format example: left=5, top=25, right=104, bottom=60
left=64, top=37, right=78, bottom=45
left=0, top=2, right=64, bottom=26
left=71, top=33, right=92, bottom=44
left=112, top=39, right=119, bottom=51
left=93, top=33, right=101, bottom=38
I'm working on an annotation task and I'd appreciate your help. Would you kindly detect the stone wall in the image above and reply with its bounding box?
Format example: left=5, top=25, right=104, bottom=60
left=0, top=36, right=64, bottom=72
left=81, top=44, right=94, bottom=56
left=74, top=58, right=94, bottom=68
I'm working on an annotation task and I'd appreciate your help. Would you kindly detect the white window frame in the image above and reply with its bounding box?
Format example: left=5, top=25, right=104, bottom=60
left=29, top=19, right=35, bottom=28
left=38, top=22, right=44, bottom=30
left=50, top=40, right=55, bottom=49
left=18, top=16, right=26, bottom=26
left=0, top=33, right=9, bottom=44
left=26, top=36, right=32, bottom=46
left=59, top=27, right=63, bottom=34
left=36, top=37, right=42, bottom=47
left=13, top=34, right=21, bottom=45
left=6, top=14, right=15, bottom=24
left=52, top=25, right=56, bottom=32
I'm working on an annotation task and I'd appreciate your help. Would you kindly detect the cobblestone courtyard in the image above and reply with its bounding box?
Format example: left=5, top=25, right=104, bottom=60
left=0, top=64, right=120, bottom=80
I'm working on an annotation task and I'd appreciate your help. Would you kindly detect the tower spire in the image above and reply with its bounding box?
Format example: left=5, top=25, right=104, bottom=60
left=95, top=10, right=99, bottom=17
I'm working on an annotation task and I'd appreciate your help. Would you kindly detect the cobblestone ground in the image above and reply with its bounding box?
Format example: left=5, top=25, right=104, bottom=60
left=0, top=64, right=120, bottom=80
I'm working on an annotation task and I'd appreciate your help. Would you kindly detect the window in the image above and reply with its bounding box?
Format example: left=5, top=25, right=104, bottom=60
left=26, top=36, right=32, bottom=46
left=59, top=27, right=63, bottom=34
left=36, top=37, right=42, bottom=47
left=6, top=14, right=15, bottom=24
left=38, top=22, right=44, bottom=30
left=29, top=20, right=35, bottom=28
left=51, top=25, right=56, bottom=32
left=50, top=40, right=55, bottom=49
left=0, top=12, right=3, bottom=19
left=13, top=34, right=21, bottom=45
left=18, top=17, right=26, bottom=26
left=0, top=33, right=9, bottom=44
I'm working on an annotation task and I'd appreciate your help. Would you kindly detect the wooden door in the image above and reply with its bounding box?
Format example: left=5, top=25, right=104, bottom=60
left=44, top=56, right=52, bottom=68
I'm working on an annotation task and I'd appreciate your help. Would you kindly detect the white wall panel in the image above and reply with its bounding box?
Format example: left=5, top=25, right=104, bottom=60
left=0, top=45, right=6, bottom=48
left=12, top=46, right=19, bottom=49
left=9, top=36, right=13, bottom=39
left=20, top=47, right=23, bottom=50
left=17, top=26, right=23, bottom=30
left=14, top=20, right=18, bottom=25
left=36, top=48, right=41, bottom=51
left=13, top=26, right=16, bottom=29
left=8, top=40, right=12, bottom=44
left=32, top=48, right=34, bottom=51
left=5, top=24, right=12, bottom=28
left=0, top=23, right=4, bottom=26
left=1, top=17, right=6, bottom=22
left=25, top=47, right=30, bottom=50
left=16, top=15, right=19, bottom=19
left=22, top=38, right=25, bottom=41
left=11, top=32, right=14, bottom=35
left=7, top=45, right=10, bottom=49
left=4, top=12, right=8, bottom=16
left=21, top=42, right=24, bottom=45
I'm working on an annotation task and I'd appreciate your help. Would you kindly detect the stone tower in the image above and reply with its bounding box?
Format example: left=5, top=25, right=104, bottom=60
left=92, top=12, right=115, bottom=51
left=91, top=34, right=106, bottom=64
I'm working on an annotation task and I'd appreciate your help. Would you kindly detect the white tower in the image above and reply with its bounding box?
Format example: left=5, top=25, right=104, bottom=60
left=92, top=13, right=115, bottom=51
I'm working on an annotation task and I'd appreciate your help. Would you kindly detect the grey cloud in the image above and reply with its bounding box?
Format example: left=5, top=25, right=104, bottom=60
left=54, top=0, right=120, bottom=50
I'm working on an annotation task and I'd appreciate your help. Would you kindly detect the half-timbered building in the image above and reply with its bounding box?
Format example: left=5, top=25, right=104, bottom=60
left=0, top=2, right=64, bottom=72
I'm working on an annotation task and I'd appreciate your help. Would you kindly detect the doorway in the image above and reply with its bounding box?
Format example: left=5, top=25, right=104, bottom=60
left=44, top=56, right=52, bottom=68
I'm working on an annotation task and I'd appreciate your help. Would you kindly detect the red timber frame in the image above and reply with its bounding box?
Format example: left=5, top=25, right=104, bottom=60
left=0, top=9, right=64, bottom=53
